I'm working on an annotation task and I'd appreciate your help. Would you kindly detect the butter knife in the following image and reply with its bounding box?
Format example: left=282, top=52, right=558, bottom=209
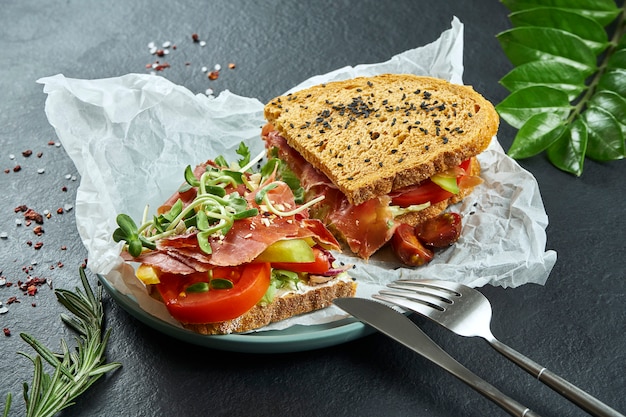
left=334, top=298, right=541, bottom=417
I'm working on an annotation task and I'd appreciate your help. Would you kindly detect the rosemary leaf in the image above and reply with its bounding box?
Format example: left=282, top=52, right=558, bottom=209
left=2, top=267, right=121, bottom=417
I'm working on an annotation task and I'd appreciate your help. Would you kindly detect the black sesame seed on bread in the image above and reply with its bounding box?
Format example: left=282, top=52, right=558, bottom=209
left=264, top=74, right=499, bottom=206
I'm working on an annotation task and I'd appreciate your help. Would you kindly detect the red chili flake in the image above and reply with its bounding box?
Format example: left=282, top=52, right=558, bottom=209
left=3, top=328, right=10, bottom=337
left=37, top=152, right=43, bottom=158
left=26, top=240, right=33, bottom=247
left=4, top=169, right=9, bottom=174
left=191, top=33, right=199, bottom=42
left=7, top=296, right=19, bottom=305
left=33, top=225, right=44, bottom=236
left=48, top=140, right=56, bottom=146
left=27, top=285, right=37, bottom=296
left=208, top=70, right=219, bottom=80
left=24, top=208, right=44, bottom=224
left=172, top=44, right=177, bottom=50
left=60, top=245, right=67, bottom=251
left=13, top=165, right=21, bottom=172
left=45, top=212, right=52, bottom=219
left=153, top=62, right=170, bottom=71
left=34, top=242, right=44, bottom=250
left=57, top=261, right=64, bottom=268
left=25, top=220, right=32, bottom=227
left=61, top=186, right=68, bottom=192
left=228, top=63, right=236, bottom=69
left=145, top=63, right=152, bottom=69
left=22, top=150, right=33, bottom=157
left=57, top=207, right=64, bottom=214
left=31, top=303, right=36, bottom=307
left=14, top=205, right=28, bottom=213
left=155, top=49, right=165, bottom=57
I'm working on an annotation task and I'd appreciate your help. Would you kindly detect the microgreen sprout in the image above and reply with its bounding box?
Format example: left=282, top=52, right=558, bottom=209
left=113, top=143, right=323, bottom=258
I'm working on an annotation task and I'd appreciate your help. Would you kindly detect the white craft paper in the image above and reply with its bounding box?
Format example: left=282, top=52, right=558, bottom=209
left=38, top=17, right=556, bottom=332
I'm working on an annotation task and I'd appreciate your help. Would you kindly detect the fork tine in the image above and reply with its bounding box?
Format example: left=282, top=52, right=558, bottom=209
left=374, top=292, right=444, bottom=318
left=387, top=282, right=457, bottom=304
left=382, top=286, right=454, bottom=310
left=394, top=278, right=465, bottom=295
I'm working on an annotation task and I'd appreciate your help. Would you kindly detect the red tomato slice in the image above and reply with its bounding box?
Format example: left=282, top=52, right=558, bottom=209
left=155, top=262, right=271, bottom=324
left=271, top=247, right=333, bottom=274
left=390, top=159, right=472, bottom=207
left=391, top=180, right=454, bottom=207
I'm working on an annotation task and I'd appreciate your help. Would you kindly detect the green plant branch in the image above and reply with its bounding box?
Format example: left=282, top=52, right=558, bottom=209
left=2, top=267, right=121, bottom=417
left=569, top=6, right=626, bottom=124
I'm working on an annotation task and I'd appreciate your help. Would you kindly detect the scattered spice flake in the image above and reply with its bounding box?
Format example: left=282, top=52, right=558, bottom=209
left=33, top=225, right=44, bottom=236
left=24, top=208, right=44, bottom=224
left=7, top=296, right=19, bottom=305
left=13, top=165, right=21, bottom=172
left=208, top=70, right=219, bottom=80
left=27, top=285, right=37, bottom=296
left=60, top=245, right=67, bottom=250
left=57, top=207, right=64, bottom=214
left=22, top=150, right=33, bottom=157
left=61, top=186, right=68, bottom=192
left=228, top=63, right=236, bottom=69
left=191, top=33, right=199, bottom=42
left=3, top=328, right=10, bottom=337
left=37, top=152, right=43, bottom=158
left=34, top=241, right=44, bottom=250
left=48, top=140, right=56, bottom=146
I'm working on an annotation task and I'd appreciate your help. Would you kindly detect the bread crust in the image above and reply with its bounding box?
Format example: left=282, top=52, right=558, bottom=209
left=264, top=74, right=499, bottom=206
left=177, top=277, right=357, bottom=335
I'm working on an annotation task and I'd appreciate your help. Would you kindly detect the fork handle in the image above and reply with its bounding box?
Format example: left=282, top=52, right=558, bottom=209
left=489, top=338, right=625, bottom=417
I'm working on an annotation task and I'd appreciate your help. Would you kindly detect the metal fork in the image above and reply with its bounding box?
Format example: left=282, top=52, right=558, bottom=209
left=374, top=279, right=625, bottom=417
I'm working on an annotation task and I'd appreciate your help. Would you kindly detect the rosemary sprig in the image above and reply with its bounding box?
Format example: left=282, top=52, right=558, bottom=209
left=2, top=267, right=121, bottom=417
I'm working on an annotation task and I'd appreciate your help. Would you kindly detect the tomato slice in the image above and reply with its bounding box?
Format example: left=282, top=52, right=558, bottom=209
left=155, top=262, right=271, bottom=324
left=271, top=247, right=333, bottom=274
left=390, top=159, right=472, bottom=207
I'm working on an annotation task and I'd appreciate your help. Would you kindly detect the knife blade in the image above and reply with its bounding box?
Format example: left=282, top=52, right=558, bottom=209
left=334, top=297, right=541, bottom=417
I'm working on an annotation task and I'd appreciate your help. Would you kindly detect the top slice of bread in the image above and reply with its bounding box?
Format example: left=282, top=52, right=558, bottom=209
left=264, top=74, right=499, bottom=206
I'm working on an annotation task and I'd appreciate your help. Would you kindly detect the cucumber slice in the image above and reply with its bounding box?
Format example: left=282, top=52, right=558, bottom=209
left=255, top=239, right=315, bottom=263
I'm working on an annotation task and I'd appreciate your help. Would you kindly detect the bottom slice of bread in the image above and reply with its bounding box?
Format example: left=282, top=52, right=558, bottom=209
left=180, top=274, right=357, bottom=335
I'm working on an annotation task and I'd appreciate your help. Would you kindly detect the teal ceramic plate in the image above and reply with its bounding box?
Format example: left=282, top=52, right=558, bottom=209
left=98, top=275, right=374, bottom=353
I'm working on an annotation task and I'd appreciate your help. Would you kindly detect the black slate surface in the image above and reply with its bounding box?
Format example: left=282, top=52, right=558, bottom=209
left=1, top=1, right=624, bottom=416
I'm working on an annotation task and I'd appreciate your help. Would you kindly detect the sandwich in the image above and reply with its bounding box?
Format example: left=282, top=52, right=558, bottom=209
left=262, top=74, right=499, bottom=262
left=113, top=144, right=356, bottom=335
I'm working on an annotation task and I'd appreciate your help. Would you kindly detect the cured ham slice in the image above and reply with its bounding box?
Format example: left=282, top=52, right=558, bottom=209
left=263, top=128, right=396, bottom=259
left=127, top=177, right=341, bottom=272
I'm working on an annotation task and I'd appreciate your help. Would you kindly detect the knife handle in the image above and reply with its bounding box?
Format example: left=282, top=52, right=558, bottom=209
left=442, top=355, right=541, bottom=417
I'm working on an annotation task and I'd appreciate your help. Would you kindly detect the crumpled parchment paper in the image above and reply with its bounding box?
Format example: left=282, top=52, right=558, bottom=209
left=38, top=17, right=557, bottom=331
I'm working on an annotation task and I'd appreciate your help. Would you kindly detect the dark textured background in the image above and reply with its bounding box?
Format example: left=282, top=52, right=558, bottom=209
left=1, top=1, right=624, bottom=416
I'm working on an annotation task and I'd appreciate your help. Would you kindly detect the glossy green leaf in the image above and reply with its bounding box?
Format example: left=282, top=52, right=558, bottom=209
left=499, top=61, right=586, bottom=101
left=509, top=8, right=609, bottom=54
left=497, top=27, right=597, bottom=75
left=547, top=118, right=588, bottom=176
left=587, top=90, right=626, bottom=137
left=495, top=85, right=571, bottom=129
left=582, top=107, right=625, bottom=161
left=498, top=1, right=625, bottom=175
left=596, top=68, right=626, bottom=97
left=508, top=112, right=568, bottom=158
left=501, top=0, right=621, bottom=26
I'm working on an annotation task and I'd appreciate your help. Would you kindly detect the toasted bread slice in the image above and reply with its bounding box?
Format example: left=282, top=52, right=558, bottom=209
left=149, top=274, right=357, bottom=335
left=264, top=74, right=499, bottom=206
